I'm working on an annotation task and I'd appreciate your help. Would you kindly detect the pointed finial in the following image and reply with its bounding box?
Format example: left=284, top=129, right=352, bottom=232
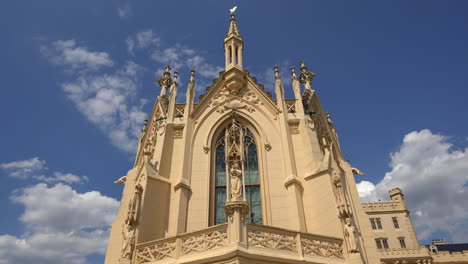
left=291, top=67, right=297, bottom=79
left=189, top=70, right=195, bottom=83
left=300, top=60, right=307, bottom=70
left=299, top=60, right=315, bottom=84
left=173, top=71, right=179, bottom=84
left=326, top=112, right=333, bottom=125
left=226, top=7, right=241, bottom=37
left=156, top=65, right=173, bottom=93
left=274, top=66, right=281, bottom=79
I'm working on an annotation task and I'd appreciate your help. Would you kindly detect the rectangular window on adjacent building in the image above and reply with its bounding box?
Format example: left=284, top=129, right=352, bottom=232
left=375, top=239, right=383, bottom=249
left=376, top=218, right=383, bottom=229
left=399, top=238, right=407, bottom=248
left=370, top=218, right=377, bottom=230
left=382, top=239, right=389, bottom=249
left=393, top=217, right=400, bottom=229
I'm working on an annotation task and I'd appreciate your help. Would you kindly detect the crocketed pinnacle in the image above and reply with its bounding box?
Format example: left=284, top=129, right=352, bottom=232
left=226, top=13, right=242, bottom=39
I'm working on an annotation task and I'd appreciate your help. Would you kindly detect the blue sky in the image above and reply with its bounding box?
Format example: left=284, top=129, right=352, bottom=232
left=1, top=1, right=467, bottom=263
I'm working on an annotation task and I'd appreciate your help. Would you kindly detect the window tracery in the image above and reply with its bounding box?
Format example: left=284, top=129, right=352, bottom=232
left=213, top=123, right=262, bottom=225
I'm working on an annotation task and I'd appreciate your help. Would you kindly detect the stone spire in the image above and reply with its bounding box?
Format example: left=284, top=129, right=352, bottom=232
left=224, top=8, right=243, bottom=70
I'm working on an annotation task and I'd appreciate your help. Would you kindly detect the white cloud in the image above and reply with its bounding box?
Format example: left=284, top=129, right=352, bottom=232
left=35, top=172, right=89, bottom=184
left=41, top=39, right=147, bottom=153
left=358, top=129, right=468, bottom=243
left=41, top=40, right=113, bottom=71
left=43, top=35, right=224, bottom=152
left=0, top=157, right=46, bottom=179
left=61, top=61, right=147, bottom=153
left=1, top=157, right=88, bottom=184
left=117, top=4, right=132, bottom=19
left=127, top=29, right=160, bottom=55
left=0, top=183, right=119, bottom=264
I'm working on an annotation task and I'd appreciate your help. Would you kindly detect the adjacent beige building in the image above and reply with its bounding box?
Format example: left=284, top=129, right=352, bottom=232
left=104, top=10, right=468, bottom=264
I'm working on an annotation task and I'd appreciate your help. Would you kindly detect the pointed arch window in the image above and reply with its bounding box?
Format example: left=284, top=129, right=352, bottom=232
left=213, top=124, right=262, bottom=225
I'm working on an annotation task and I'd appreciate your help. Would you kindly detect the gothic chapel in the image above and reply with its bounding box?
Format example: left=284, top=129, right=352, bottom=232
left=105, top=10, right=468, bottom=264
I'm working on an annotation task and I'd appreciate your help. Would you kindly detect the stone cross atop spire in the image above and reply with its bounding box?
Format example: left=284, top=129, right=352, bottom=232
left=224, top=7, right=243, bottom=70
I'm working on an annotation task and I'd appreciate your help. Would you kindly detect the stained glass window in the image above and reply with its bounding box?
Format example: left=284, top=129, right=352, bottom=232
left=213, top=125, right=262, bottom=225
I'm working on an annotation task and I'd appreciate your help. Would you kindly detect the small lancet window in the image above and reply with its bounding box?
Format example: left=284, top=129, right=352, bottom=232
left=213, top=124, right=262, bottom=225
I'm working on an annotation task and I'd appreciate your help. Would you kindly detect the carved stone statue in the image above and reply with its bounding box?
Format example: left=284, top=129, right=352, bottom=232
left=126, top=185, right=143, bottom=226
left=121, top=224, right=136, bottom=259
left=344, top=218, right=359, bottom=253
left=332, top=171, right=344, bottom=205
left=230, top=163, right=242, bottom=201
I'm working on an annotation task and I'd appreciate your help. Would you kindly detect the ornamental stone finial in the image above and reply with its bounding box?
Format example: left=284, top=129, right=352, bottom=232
left=299, top=60, right=315, bottom=85
left=189, top=69, right=195, bottom=83
left=274, top=65, right=280, bottom=79
left=173, top=71, right=179, bottom=84
left=291, top=66, right=297, bottom=79
left=156, top=65, right=173, bottom=96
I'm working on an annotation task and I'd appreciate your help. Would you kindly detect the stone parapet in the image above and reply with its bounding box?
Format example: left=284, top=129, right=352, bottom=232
left=378, top=246, right=432, bottom=264
left=134, top=224, right=345, bottom=264
left=361, top=201, right=405, bottom=213
left=431, top=250, right=468, bottom=263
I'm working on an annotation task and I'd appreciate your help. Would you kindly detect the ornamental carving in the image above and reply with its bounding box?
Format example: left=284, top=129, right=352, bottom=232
left=289, top=123, right=299, bottom=134
left=135, top=239, right=176, bottom=263
left=301, top=237, right=343, bottom=258
left=156, top=66, right=173, bottom=97
left=211, top=93, right=227, bottom=106
left=180, top=229, right=228, bottom=255
left=121, top=184, right=144, bottom=260
left=173, top=128, right=183, bottom=139
left=331, top=169, right=352, bottom=218
left=243, top=91, right=259, bottom=104
left=248, top=229, right=297, bottom=252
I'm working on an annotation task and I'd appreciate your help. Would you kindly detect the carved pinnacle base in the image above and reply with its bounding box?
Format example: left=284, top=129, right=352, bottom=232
left=224, top=201, right=249, bottom=217
left=225, top=201, right=249, bottom=247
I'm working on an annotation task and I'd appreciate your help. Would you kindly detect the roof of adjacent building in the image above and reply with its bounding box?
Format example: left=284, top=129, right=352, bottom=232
left=426, top=243, right=468, bottom=253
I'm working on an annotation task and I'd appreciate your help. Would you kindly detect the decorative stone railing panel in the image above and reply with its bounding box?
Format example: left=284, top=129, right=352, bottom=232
left=174, top=104, right=185, bottom=119
left=180, top=226, right=228, bottom=255
left=247, top=224, right=297, bottom=252
left=135, top=237, right=177, bottom=264
left=135, top=224, right=228, bottom=264
left=136, top=224, right=344, bottom=263
left=301, top=233, right=343, bottom=258
left=247, top=224, right=344, bottom=259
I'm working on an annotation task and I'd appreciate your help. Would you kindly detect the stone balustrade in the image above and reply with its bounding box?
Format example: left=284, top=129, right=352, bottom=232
left=134, top=223, right=344, bottom=264
left=135, top=224, right=228, bottom=264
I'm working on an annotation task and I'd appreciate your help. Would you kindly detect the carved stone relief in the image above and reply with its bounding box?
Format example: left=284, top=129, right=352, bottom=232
left=121, top=184, right=144, bottom=260
left=173, top=128, right=183, bottom=139
left=242, top=91, right=259, bottom=104
left=289, top=124, right=299, bottom=134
